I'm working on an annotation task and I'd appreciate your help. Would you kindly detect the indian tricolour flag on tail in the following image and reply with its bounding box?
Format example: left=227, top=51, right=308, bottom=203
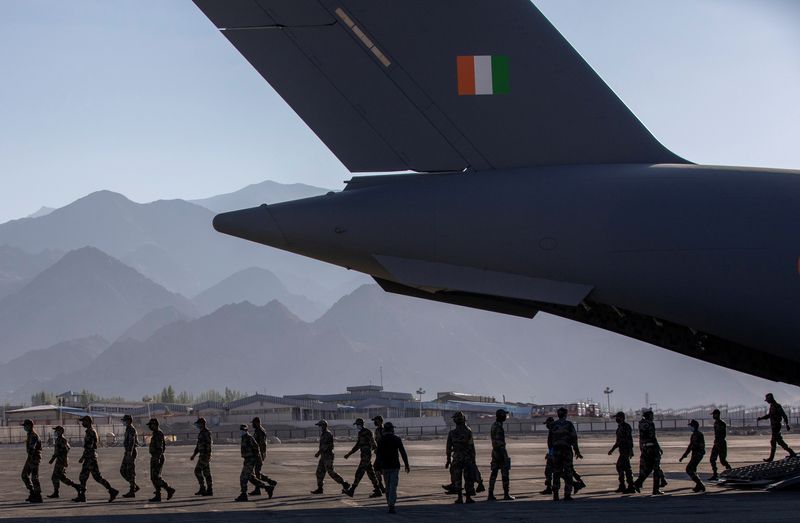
left=457, top=55, right=509, bottom=95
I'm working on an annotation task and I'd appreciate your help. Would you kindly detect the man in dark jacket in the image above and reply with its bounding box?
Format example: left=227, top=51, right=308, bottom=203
left=680, top=419, right=706, bottom=492
left=608, top=411, right=635, bottom=493
left=374, top=422, right=410, bottom=514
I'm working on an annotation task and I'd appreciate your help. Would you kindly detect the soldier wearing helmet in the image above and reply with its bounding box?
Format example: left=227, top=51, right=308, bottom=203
left=708, top=408, right=732, bottom=481
left=679, top=419, right=706, bottom=492
left=21, top=419, right=43, bottom=503
left=757, top=393, right=796, bottom=462
left=311, top=420, right=350, bottom=495
left=190, top=417, right=213, bottom=497
left=47, top=424, right=78, bottom=500
left=73, top=415, right=118, bottom=503
left=344, top=418, right=382, bottom=498
left=119, top=414, right=139, bottom=498
left=445, top=411, right=476, bottom=504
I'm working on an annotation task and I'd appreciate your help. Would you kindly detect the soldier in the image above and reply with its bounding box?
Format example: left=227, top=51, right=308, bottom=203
left=47, top=425, right=78, bottom=499
left=633, top=410, right=664, bottom=495
left=708, top=408, right=732, bottom=481
left=758, top=393, right=797, bottom=462
left=310, top=420, right=350, bottom=495
left=344, top=418, right=383, bottom=498
left=548, top=407, right=583, bottom=501
left=146, top=418, right=175, bottom=503
left=374, top=422, right=410, bottom=514
left=120, top=414, right=139, bottom=498
left=190, top=417, right=213, bottom=497
left=21, top=419, right=43, bottom=503
left=608, top=411, right=635, bottom=493
left=445, top=411, right=476, bottom=504
left=679, top=419, right=706, bottom=492
left=372, top=415, right=387, bottom=494
left=488, top=408, right=514, bottom=501
left=73, top=415, right=118, bottom=503
left=249, top=417, right=276, bottom=498
left=236, top=424, right=271, bottom=502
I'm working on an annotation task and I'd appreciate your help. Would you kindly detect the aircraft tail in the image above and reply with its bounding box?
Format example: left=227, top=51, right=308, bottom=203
left=194, top=0, right=687, bottom=172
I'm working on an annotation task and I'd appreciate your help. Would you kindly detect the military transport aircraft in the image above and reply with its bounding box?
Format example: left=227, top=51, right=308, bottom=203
left=191, top=1, right=800, bottom=386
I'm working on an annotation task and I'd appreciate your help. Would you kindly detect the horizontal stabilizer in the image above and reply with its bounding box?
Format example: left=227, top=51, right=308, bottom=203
left=193, top=0, right=687, bottom=172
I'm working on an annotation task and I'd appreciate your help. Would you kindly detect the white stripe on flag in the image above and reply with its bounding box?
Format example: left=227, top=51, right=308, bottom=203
left=473, top=55, right=493, bottom=95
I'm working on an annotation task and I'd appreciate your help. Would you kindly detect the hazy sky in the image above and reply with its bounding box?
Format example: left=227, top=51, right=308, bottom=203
left=1, top=1, right=799, bottom=223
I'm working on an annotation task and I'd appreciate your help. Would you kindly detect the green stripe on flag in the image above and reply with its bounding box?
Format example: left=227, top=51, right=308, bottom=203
left=491, top=55, right=509, bottom=94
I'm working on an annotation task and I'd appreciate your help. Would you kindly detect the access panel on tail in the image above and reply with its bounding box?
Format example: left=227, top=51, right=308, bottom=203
left=193, top=0, right=687, bottom=172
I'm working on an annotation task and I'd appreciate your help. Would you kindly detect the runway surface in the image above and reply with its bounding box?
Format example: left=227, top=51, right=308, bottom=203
left=1, top=432, right=798, bottom=522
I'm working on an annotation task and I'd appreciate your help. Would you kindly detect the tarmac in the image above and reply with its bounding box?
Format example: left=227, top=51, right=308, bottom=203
left=1, top=432, right=798, bottom=522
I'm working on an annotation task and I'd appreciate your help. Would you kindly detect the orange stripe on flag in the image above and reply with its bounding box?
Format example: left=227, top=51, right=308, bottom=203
left=457, top=56, right=475, bottom=96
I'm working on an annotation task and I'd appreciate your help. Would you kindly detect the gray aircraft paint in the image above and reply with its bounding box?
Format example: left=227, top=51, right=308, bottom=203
left=192, top=1, right=800, bottom=385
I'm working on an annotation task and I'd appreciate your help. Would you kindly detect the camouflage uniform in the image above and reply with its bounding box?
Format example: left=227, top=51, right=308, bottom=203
left=315, top=428, right=348, bottom=488
left=761, top=400, right=796, bottom=460
left=710, top=418, right=731, bottom=475
left=252, top=425, right=275, bottom=487
left=347, top=426, right=381, bottom=493
left=373, top=423, right=386, bottom=492
left=148, top=429, right=173, bottom=495
left=193, top=427, right=213, bottom=492
left=610, top=420, right=634, bottom=490
left=446, top=424, right=476, bottom=497
left=489, top=419, right=511, bottom=495
left=548, top=418, right=579, bottom=498
left=240, top=432, right=269, bottom=493
left=120, top=424, right=138, bottom=491
left=22, top=429, right=43, bottom=496
left=50, top=433, right=78, bottom=495
left=634, top=416, right=663, bottom=494
left=77, top=427, right=115, bottom=494
left=682, top=428, right=705, bottom=490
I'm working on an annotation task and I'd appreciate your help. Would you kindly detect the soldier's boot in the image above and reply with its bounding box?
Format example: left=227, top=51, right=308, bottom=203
left=552, top=490, right=559, bottom=501
left=475, top=481, right=485, bottom=493
left=248, top=486, right=262, bottom=496
left=540, top=486, right=552, bottom=495
left=632, top=479, right=642, bottom=493
left=149, top=491, right=162, bottom=503
left=165, top=486, right=175, bottom=501
left=487, top=477, right=497, bottom=499
left=72, top=492, right=87, bottom=503
left=29, top=492, right=43, bottom=504
left=25, top=488, right=32, bottom=502
left=268, top=478, right=278, bottom=487
left=623, top=485, right=637, bottom=494
left=369, top=489, right=383, bottom=498
left=194, top=486, right=207, bottom=496
left=659, top=475, right=668, bottom=488
left=47, top=491, right=59, bottom=499
left=234, top=492, right=249, bottom=502
left=203, top=486, right=214, bottom=497
left=652, top=485, right=664, bottom=496
left=455, top=493, right=464, bottom=504
left=344, top=486, right=354, bottom=497
left=465, top=495, right=475, bottom=504
left=502, top=479, right=515, bottom=500
left=266, top=484, right=275, bottom=499
left=615, top=482, right=626, bottom=493
left=310, top=486, right=324, bottom=495
left=573, top=479, right=586, bottom=494
left=563, top=493, right=573, bottom=501
left=108, top=487, right=119, bottom=503
left=707, top=473, right=719, bottom=482
left=692, top=482, right=706, bottom=493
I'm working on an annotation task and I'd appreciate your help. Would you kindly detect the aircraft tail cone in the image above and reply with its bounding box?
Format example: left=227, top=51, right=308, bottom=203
left=213, top=205, right=288, bottom=249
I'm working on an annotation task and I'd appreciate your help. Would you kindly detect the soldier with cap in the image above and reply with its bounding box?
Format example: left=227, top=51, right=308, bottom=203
left=311, top=419, right=350, bottom=495
left=248, top=417, right=277, bottom=498
left=73, top=415, right=118, bottom=503
left=608, top=411, right=635, bottom=493
left=120, top=414, right=139, bottom=498
left=374, top=422, right=410, bottom=514
left=236, top=423, right=271, bottom=501
left=190, top=417, right=213, bottom=497
left=445, top=411, right=476, bottom=504
left=48, top=425, right=78, bottom=499
left=708, top=408, right=732, bottom=481
left=679, top=419, right=706, bottom=492
left=633, top=409, right=664, bottom=495
left=758, top=393, right=797, bottom=462
left=21, top=419, right=43, bottom=503
left=541, top=417, right=555, bottom=495
left=344, top=417, right=382, bottom=498
left=372, top=415, right=387, bottom=494
left=146, top=418, right=175, bottom=502
left=548, top=407, right=583, bottom=501
left=488, top=408, right=514, bottom=501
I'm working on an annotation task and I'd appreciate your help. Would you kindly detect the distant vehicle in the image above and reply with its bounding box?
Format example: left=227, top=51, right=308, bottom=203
left=192, top=1, right=800, bottom=386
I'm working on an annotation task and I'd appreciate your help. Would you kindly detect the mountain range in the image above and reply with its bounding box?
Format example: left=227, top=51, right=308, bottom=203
left=190, top=180, right=329, bottom=213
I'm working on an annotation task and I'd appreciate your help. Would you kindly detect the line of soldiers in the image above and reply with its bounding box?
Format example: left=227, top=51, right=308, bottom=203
left=19, top=393, right=797, bottom=506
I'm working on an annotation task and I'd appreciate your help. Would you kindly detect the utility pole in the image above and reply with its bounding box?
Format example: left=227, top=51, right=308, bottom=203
left=416, top=388, right=426, bottom=418
left=380, top=366, right=383, bottom=388
left=603, top=387, right=613, bottom=417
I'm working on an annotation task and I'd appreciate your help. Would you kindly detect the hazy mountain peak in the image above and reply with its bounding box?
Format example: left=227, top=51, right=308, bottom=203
left=27, top=206, right=55, bottom=219
left=190, top=179, right=331, bottom=213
